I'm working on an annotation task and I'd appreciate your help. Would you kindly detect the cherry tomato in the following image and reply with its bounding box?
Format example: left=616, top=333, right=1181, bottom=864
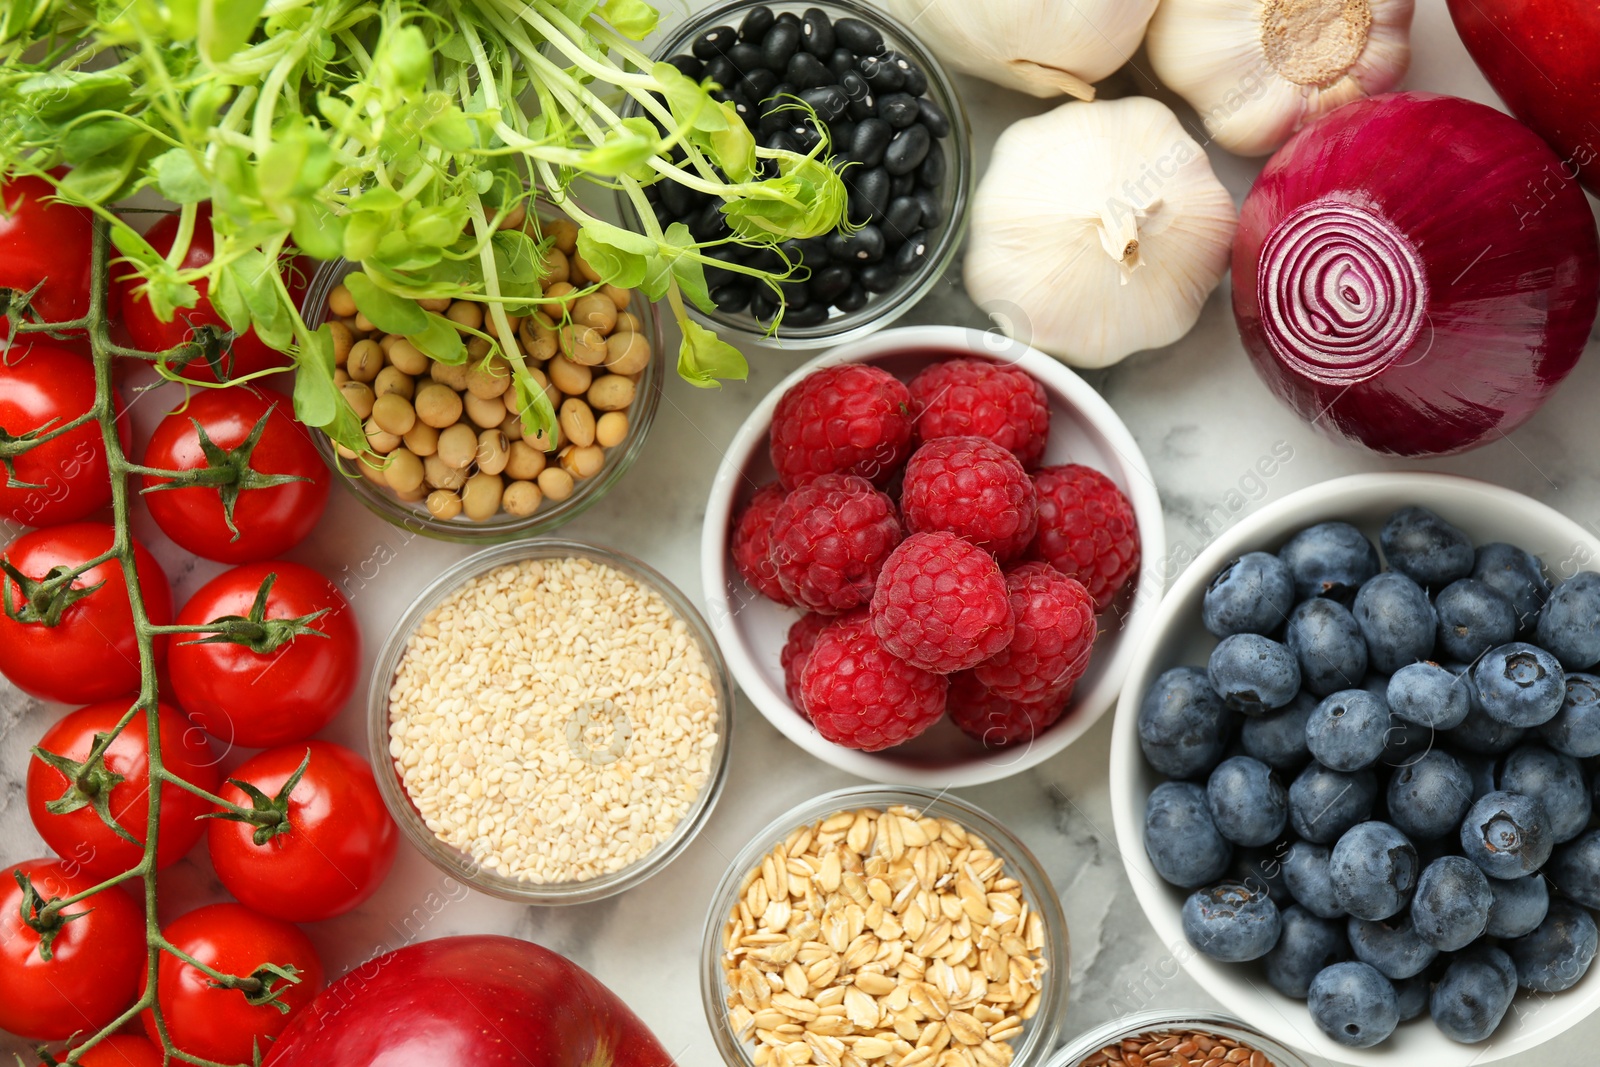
left=0, top=343, right=130, bottom=527
left=117, top=203, right=293, bottom=383
left=140, top=387, right=329, bottom=563
left=51, top=1036, right=165, bottom=1067
left=168, top=561, right=358, bottom=749
left=209, top=741, right=398, bottom=923
left=28, top=699, right=219, bottom=878
left=0, top=523, right=172, bottom=703
left=0, top=174, right=94, bottom=326
left=142, top=903, right=323, bottom=1064
left=0, top=858, right=145, bottom=1041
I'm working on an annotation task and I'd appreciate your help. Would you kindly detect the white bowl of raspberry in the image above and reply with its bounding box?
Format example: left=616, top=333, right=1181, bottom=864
left=702, top=324, right=1166, bottom=786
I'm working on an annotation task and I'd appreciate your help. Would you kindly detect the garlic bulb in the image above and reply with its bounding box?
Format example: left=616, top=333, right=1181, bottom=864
left=964, top=98, right=1239, bottom=369
left=1147, top=0, right=1414, bottom=156
left=880, top=0, right=1158, bottom=100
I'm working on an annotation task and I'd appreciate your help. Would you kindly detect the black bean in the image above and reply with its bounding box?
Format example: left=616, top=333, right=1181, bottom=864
left=730, top=98, right=756, bottom=124
left=738, top=68, right=779, bottom=101
left=887, top=52, right=928, bottom=96
left=825, top=121, right=854, bottom=155
left=660, top=180, right=697, bottom=219
left=847, top=118, right=892, bottom=167
left=775, top=11, right=801, bottom=26
left=795, top=236, right=832, bottom=268
left=746, top=247, right=785, bottom=274
left=828, top=48, right=857, bottom=80
left=750, top=289, right=779, bottom=322
left=859, top=261, right=899, bottom=293
left=809, top=265, right=853, bottom=304
left=652, top=202, right=675, bottom=230
left=893, top=230, right=931, bottom=274
left=798, top=85, right=848, bottom=124
left=644, top=182, right=661, bottom=205
left=915, top=187, right=944, bottom=229
left=778, top=278, right=811, bottom=309
left=759, top=107, right=791, bottom=135
left=858, top=55, right=905, bottom=92
left=847, top=167, right=892, bottom=226
left=835, top=284, right=869, bottom=312
left=840, top=70, right=876, bottom=121
left=666, top=54, right=703, bottom=79
left=917, top=140, right=945, bottom=187
left=877, top=92, right=919, bottom=128
left=831, top=225, right=886, bottom=264
left=890, top=172, right=916, bottom=199
left=762, top=84, right=795, bottom=114
left=788, top=122, right=822, bottom=154
left=739, top=6, right=775, bottom=41
left=703, top=247, right=742, bottom=288
left=728, top=41, right=764, bottom=74
left=785, top=302, right=830, bottom=327
left=692, top=26, right=737, bottom=61
left=801, top=8, right=835, bottom=57
left=834, top=17, right=883, bottom=55
left=689, top=203, right=732, bottom=243
left=785, top=52, right=832, bottom=89
left=883, top=196, right=923, bottom=240
left=703, top=57, right=737, bottom=89
left=711, top=283, right=752, bottom=314
left=917, top=97, right=950, bottom=138
left=884, top=124, right=931, bottom=176
left=763, top=129, right=800, bottom=154
left=762, top=21, right=800, bottom=72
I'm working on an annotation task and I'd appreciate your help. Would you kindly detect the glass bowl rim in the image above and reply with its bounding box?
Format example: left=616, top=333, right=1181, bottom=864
left=366, top=536, right=735, bottom=905
left=699, top=784, right=1071, bottom=1066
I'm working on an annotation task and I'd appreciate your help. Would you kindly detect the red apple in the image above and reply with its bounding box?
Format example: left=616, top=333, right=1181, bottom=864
left=1447, top=0, right=1600, bottom=195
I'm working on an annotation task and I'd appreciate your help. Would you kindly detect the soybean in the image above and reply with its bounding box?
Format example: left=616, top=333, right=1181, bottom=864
left=548, top=356, right=593, bottom=396
left=403, top=423, right=439, bottom=457
left=461, top=473, right=504, bottom=520
left=560, top=443, right=605, bottom=480
left=538, top=466, right=575, bottom=502
left=506, top=440, right=546, bottom=481
left=374, top=366, right=415, bottom=400
left=588, top=375, right=635, bottom=412
left=426, top=489, right=462, bottom=520
left=559, top=397, right=596, bottom=448
left=340, top=381, right=376, bottom=420
left=604, top=332, right=651, bottom=375
left=437, top=423, right=479, bottom=469
left=464, top=391, right=509, bottom=430
left=502, top=480, right=542, bottom=517
left=347, top=340, right=384, bottom=382
left=384, top=448, right=425, bottom=494
left=414, top=383, right=463, bottom=428
left=596, top=411, right=629, bottom=448
left=371, top=393, right=417, bottom=436
left=424, top=455, right=466, bottom=491
left=476, top=431, right=510, bottom=476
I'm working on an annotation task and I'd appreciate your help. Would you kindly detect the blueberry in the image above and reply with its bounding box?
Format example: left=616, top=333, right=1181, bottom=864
left=1208, top=633, right=1301, bottom=715
left=1486, top=873, right=1550, bottom=939
left=1461, top=790, right=1554, bottom=879
left=1431, top=947, right=1517, bottom=1044
left=1497, top=744, right=1592, bottom=842
left=1386, top=749, right=1473, bottom=841
left=1381, top=715, right=1435, bottom=770
left=1282, top=841, right=1345, bottom=919
left=1330, top=821, right=1418, bottom=921
left=1444, top=664, right=1528, bottom=754
left=1506, top=899, right=1598, bottom=994
left=1410, top=855, right=1492, bottom=951
left=1533, top=673, right=1600, bottom=759
left=1145, top=781, right=1233, bottom=888
left=1474, top=542, right=1551, bottom=631
left=1473, top=642, right=1566, bottom=727
left=1307, top=961, right=1400, bottom=1048
left=1380, top=505, right=1474, bottom=590
left=1352, top=572, right=1437, bottom=675
left=1537, top=571, right=1600, bottom=670
left=1435, top=578, right=1518, bottom=661
left=1393, top=973, right=1431, bottom=1022
left=1387, top=661, right=1471, bottom=729
left=1348, top=913, right=1438, bottom=979
left=1231, top=846, right=1294, bottom=907
left=1268, top=906, right=1349, bottom=998
left=1138, top=667, right=1232, bottom=780
left=1181, top=881, right=1282, bottom=962
left=1286, top=598, right=1368, bottom=697
left=1461, top=751, right=1499, bottom=803
left=1279, top=521, right=1380, bottom=603
left=1206, top=756, right=1289, bottom=847
left=1547, top=830, right=1600, bottom=908
left=1290, top=764, right=1378, bottom=844
left=1241, top=691, right=1316, bottom=772
left=1202, top=552, right=1295, bottom=638
left=1306, top=689, right=1391, bottom=772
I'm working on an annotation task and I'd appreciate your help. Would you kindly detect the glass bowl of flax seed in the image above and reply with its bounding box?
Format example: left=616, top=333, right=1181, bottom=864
left=1050, top=1010, right=1314, bottom=1067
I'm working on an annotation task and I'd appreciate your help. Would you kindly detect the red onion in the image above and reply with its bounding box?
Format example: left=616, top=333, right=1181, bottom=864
left=1234, top=92, right=1600, bottom=456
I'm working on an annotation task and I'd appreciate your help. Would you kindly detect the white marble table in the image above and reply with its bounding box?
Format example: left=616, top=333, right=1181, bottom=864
left=4, top=0, right=1600, bottom=1063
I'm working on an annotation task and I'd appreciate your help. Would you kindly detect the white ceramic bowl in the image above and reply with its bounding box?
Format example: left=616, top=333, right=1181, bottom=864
left=703, top=325, right=1166, bottom=786
left=1109, top=472, right=1600, bottom=1065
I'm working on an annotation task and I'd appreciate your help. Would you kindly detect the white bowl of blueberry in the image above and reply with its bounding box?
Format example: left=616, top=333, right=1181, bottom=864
left=1109, top=471, right=1600, bottom=1064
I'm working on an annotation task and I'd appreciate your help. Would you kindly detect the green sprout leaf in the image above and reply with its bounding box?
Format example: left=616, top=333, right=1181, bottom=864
left=678, top=318, right=748, bottom=387
left=342, top=272, right=429, bottom=335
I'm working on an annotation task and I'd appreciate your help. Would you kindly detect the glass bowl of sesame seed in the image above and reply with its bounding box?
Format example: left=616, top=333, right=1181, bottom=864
left=701, top=785, right=1069, bottom=1067
left=1048, top=1010, right=1314, bottom=1067
left=369, top=538, right=734, bottom=905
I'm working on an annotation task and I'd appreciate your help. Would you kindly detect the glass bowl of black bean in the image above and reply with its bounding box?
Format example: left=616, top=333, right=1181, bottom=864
left=635, top=0, right=972, bottom=349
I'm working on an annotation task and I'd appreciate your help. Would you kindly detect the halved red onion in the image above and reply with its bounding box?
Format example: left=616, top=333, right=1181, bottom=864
left=1234, top=92, right=1600, bottom=456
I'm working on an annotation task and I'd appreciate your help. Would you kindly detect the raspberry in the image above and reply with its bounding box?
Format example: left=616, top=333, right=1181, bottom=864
left=770, top=364, right=912, bottom=489
left=974, top=561, right=1097, bottom=702
left=801, top=612, right=948, bottom=751
left=781, top=611, right=832, bottom=715
left=869, top=531, right=1014, bottom=674
left=900, top=436, right=1038, bottom=561
left=947, top=671, right=1071, bottom=748
left=1029, top=464, right=1140, bottom=611
left=767, top=473, right=902, bottom=614
left=908, top=358, right=1050, bottom=468
left=729, top=482, right=792, bottom=604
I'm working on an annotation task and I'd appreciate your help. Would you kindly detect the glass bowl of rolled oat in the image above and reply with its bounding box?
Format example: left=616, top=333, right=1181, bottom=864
left=1048, top=1011, right=1312, bottom=1067
left=369, top=538, right=733, bottom=904
left=702, top=786, right=1069, bottom=1067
